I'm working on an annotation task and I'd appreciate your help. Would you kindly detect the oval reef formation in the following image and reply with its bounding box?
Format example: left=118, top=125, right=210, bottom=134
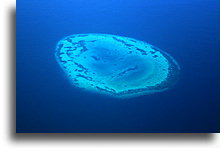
left=55, top=34, right=180, bottom=98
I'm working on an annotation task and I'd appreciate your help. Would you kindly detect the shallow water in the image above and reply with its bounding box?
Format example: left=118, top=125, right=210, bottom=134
left=55, top=34, right=180, bottom=98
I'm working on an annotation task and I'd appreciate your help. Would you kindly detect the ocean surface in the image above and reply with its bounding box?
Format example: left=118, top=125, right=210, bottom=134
left=16, top=0, right=219, bottom=133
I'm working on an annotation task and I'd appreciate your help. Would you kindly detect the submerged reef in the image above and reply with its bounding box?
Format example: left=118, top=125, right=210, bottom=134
left=55, top=34, right=180, bottom=98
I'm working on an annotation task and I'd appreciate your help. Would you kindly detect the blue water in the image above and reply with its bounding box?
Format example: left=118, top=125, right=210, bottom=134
left=16, top=0, right=219, bottom=133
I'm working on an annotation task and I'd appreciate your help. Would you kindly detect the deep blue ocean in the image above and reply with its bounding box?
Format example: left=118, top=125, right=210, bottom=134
left=17, top=0, right=219, bottom=133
